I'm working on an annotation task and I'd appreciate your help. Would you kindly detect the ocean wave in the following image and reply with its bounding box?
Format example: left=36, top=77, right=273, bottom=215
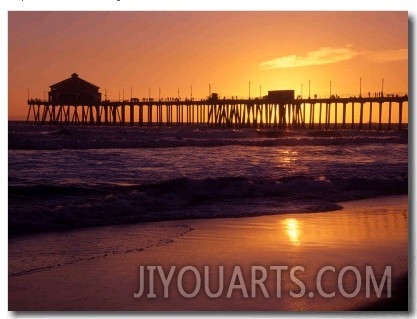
left=9, top=124, right=407, bottom=150
left=9, top=175, right=407, bottom=236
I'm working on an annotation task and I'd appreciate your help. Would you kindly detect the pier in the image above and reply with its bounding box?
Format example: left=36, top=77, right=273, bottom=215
left=27, top=95, right=408, bottom=130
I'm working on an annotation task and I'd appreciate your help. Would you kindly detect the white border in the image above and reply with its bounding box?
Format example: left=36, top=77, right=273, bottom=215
left=2, top=1, right=415, bottom=319
left=3, top=0, right=415, bottom=11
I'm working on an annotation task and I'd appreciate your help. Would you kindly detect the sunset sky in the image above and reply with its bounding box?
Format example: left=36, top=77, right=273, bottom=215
left=8, top=11, right=408, bottom=120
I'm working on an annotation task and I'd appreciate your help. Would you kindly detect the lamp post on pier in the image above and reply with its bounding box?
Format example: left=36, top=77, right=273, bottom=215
left=381, top=78, right=384, bottom=97
left=330, top=80, right=332, bottom=97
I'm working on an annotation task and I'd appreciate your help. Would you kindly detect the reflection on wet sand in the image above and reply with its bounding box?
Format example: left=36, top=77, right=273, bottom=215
left=175, top=195, right=408, bottom=310
left=283, top=218, right=301, bottom=246
left=8, top=196, right=407, bottom=311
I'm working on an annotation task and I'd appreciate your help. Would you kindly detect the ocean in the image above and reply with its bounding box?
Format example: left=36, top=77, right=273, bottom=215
left=8, top=122, right=408, bottom=279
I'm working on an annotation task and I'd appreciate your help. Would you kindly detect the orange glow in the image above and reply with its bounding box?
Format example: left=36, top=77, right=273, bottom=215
left=283, top=218, right=301, bottom=246
left=9, top=12, right=408, bottom=122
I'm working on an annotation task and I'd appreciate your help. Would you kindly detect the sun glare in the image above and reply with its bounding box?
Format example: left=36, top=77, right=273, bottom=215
left=283, top=218, right=302, bottom=246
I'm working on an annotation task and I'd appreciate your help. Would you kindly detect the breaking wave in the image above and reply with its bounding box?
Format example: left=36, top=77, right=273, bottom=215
left=9, top=175, right=407, bottom=236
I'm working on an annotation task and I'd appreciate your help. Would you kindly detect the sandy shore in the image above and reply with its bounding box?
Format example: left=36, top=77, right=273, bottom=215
left=9, top=195, right=408, bottom=311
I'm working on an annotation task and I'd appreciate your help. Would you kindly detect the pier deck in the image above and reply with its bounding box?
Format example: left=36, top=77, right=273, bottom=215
left=26, top=95, right=408, bottom=130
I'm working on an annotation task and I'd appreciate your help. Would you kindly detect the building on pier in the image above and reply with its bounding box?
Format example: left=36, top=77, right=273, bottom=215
left=267, top=90, right=295, bottom=102
left=26, top=77, right=408, bottom=129
left=48, top=73, right=101, bottom=105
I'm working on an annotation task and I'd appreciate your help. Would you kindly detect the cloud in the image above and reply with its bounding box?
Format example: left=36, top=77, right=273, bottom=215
left=260, top=47, right=407, bottom=70
left=260, top=47, right=358, bottom=70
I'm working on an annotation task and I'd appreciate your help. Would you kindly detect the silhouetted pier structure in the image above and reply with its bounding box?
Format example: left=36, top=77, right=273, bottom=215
left=27, top=95, right=408, bottom=130
left=26, top=74, right=408, bottom=130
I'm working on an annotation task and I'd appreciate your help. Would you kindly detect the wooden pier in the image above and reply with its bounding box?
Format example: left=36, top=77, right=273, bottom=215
left=26, top=94, right=408, bottom=130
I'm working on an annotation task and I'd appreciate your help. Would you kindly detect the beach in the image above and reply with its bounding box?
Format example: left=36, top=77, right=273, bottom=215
left=9, top=195, right=408, bottom=311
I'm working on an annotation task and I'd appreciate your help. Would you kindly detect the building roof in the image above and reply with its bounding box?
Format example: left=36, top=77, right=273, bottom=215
left=50, top=73, right=100, bottom=89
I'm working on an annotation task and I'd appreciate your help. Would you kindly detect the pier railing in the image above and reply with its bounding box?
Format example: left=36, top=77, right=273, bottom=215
left=26, top=94, right=408, bottom=130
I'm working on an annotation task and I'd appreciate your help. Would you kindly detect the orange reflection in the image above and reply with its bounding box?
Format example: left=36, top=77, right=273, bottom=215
left=281, top=150, right=298, bottom=164
left=283, top=218, right=302, bottom=246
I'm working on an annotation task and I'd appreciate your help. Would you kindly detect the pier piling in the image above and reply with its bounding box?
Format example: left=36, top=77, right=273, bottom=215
left=26, top=95, right=408, bottom=130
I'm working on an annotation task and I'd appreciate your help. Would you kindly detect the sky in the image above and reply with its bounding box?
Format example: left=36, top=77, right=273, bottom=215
left=8, top=11, right=408, bottom=120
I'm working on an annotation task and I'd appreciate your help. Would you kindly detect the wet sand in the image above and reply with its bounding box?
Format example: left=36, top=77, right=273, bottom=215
left=9, top=195, right=408, bottom=311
